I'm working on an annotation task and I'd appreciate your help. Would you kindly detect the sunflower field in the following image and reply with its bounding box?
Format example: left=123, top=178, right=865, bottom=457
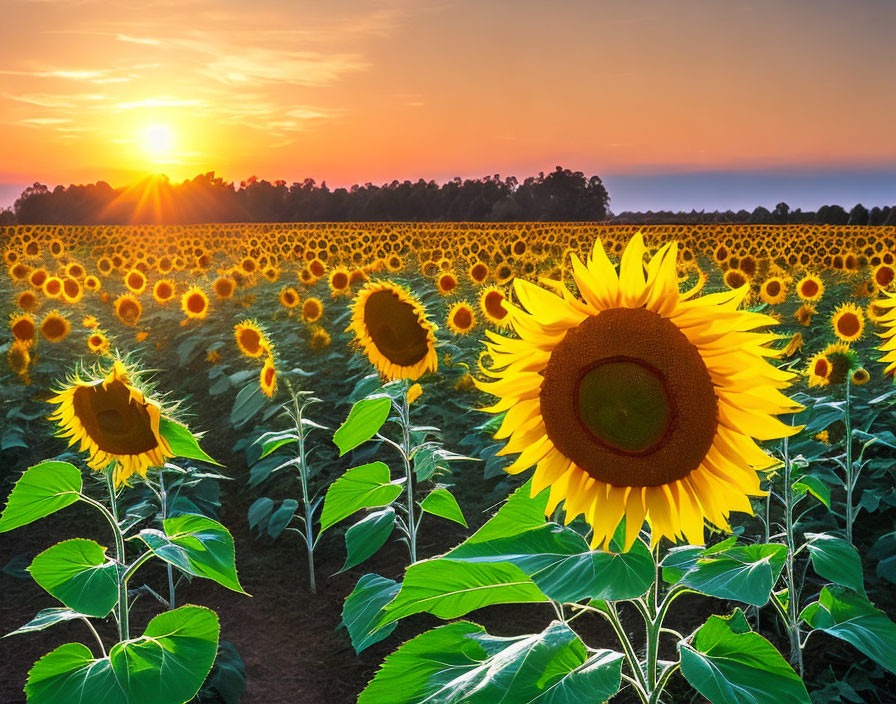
left=1, top=222, right=896, bottom=704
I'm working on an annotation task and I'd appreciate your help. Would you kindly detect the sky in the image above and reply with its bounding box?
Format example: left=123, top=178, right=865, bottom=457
left=1, top=0, right=895, bottom=212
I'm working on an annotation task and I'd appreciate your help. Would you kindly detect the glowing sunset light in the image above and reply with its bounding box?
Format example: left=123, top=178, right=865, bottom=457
left=140, top=124, right=175, bottom=161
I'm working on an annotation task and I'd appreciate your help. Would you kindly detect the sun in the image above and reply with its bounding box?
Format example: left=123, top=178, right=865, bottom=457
left=140, top=124, right=175, bottom=160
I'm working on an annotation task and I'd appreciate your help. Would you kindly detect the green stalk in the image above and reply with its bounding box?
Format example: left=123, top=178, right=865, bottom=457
left=399, top=383, right=417, bottom=563
left=843, top=377, right=854, bottom=546
left=104, top=467, right=129, bottom=642
left=158, top=468, right=176, bottom=609
left=293, top=392, right=317, bottom=594
left=782, top=436, right=804, bottom=677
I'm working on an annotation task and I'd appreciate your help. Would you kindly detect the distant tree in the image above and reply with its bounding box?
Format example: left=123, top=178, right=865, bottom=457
left=772, top=202, right=790, bottom=224
left=848, top=203, right=869, bottom=226
left=749, top=206, right=772, bottom=223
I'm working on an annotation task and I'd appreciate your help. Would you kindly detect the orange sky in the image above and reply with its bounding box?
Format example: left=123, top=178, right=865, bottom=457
left=2, top=0, right=895, bottom=193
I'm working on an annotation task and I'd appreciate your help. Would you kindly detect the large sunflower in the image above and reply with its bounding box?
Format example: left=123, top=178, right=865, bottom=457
left=477, top=233, right=802, bottom=550
left=348, top=281, right=437, bottom=381
left=48, top=361, right=175, bottom=486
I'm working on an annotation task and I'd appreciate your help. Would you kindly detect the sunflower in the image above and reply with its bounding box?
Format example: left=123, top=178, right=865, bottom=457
left=723, top=268, right=749, bottom=290
left=479, top=286, right=511, bottom=327
left=40, top=310, right=71, bottom=343
left=62, top=277, right=83, bottom=304
left=10, top=313, right=37, bottom=346
left=124, top=269, right=147, bottom=295
left=234, top=320, right=270, bottom=358
left=181, top=286, right=210, bottom=320
left=82, top=315, right=99, bottom=329
left=872, top=264, right=895, bottom=291
left=796, top=274, right=824, bottom=302
left=260, top=356, right=277, bottom=397
left=48, top=360, right=175, bottom=486
left=436, top=271, right=459, bottom=296
left=84, top=275, right=101, bottom=292
left=8, top=341, right=31, bottom=376
left=477, top=233, right=801, bottom=550
left=212, top=276, right=236, bottom=300
left=759, top=277, right=787, bottom=305
left=279, top=286, right=300, bottom=308
left=348, top=280, right=438, bottom=381
left=29, top=268, right=49, bottom=289
left=308, top=326, right=331, bottom=350
left=469, top=262, right=490, bottom=285
left=16, top=290, right=40, bottom=312
left=852, top=368, right=870, bottom=385
left=831, top=303, right=864, bottom=343
left=114, top=294, right=143, bottom=327
left=152, top=279, right=177, bottom=304
left=795, top=304, right=815, bottom=327
left=302, top=297, right=323, bottom=323
left=329, top=267, right=351, bottom=297
left=43, top=276, right=63, bottom=299
left=783, top=332, right=803, bottom=358
left=447, top=301, right=476, bottom=335
left=87, top=331, right=111, bottom=354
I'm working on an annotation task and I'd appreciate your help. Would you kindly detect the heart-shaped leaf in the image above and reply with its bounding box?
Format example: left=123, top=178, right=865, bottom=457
left=29, top=539, right=118, bottom=618
left=0, top=461, right=82, bottom=533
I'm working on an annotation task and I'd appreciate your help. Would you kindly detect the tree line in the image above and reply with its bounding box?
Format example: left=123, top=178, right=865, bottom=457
left=1, top=167, right=892, bottom=226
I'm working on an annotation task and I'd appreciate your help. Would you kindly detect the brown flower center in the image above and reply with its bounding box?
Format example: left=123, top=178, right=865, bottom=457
left=364, top=289, right=429, bottom=367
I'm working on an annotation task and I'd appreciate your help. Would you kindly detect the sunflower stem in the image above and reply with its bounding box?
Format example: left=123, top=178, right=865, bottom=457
left=105, top=466, right=129, bottom=642
left=158, top=468, right=176, bottom=610
left=399, top=382, right=418, bottom=563
left=843, top=377, right=854, bottom=546
left=782, top=436, right=804, bottom=677
left=293, top=391, right=317, bottom=594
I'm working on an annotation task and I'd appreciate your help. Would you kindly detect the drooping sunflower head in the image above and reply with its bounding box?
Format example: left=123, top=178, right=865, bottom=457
left=447, top=301, right=476, bottom=335
left=795, top=304, right=815, bottom=327
left=260, top=356, right=277, bottom=397
left=181, top=286, right=210, bottom=320
left=348, top=280, right=438, bottom=381
left=796, top=274, right=824, bottom=302
left=8, top=340, right=31, bottom=376
left=40, top=310, right=71, bottom=343
left=477, top=233, right=802, bottom=550
left=822, top=342, right=858, bottom=385
left=308, top=325, right=331, bottom=351
left=16, top=290, right=40, bottom=312
left=48, top=360, right=175, bottom=486
left=783, top=332, right=803, bottom=358
left=831, top=302, right=864, bottom=343
left=234, top=320, right=271, bottom=358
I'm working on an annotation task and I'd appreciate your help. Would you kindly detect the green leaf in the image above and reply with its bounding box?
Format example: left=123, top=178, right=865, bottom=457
left=420, top=488, right=467, bottom=527
left=29, top=539, right=118, bottom=618
left=342, top=573, right=401, bottom=654
left=805, top=533, right=866, bottom=597
left=463, top=480, right=549, bottom=545
left=267, top=499, right=298, bottom=540
left=333, top=396, right=391, bottom=456
left=342, top=508, right=396, bottom=572
left=230, top=381, right=266, bottom=428
left=256, top=431, right=298, bottom=460
left=680, top=543, right=787, bottom=606
left=247, top=497, right=274, bottom=535
left=0, top=461, right=82, bottom=533
left=319, top=462, right=402, bottom=533
left=680, top=611, right=811, bottom=704
left=378, top=559, right=548, bottom=627
left=358, top=620, right=623, bottom=704
left=138, top=515, right=247, bottom=594
left=448, top=523, right=654, bottom=602
left=801, top=586, right=896, bottom=674
left=792, top=475, right=831, bottom=509
left=25, top=605, right=219, bottom=704
left=5, top=608, right=90, bottom=638
left=160, top=419, right=222, bottom=466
